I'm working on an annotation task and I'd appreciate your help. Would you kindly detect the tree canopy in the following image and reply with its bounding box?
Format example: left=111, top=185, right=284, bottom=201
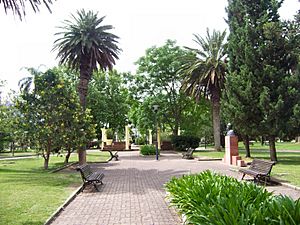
left=180, top=29, right=227, bottom=150
left=16, top=67, right=96, bottom=169
left=53, top=9, right=121, bottom=164
left=87, top=70, right=130, bottom=138
left=133, top=40, right=195, bottom=136
left=224, top=0, right=300, bottom=161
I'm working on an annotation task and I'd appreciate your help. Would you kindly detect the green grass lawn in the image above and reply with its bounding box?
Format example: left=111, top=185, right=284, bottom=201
left=239, top=141, right=300, bottom=151
left=194, top=142, right=300, bottom=187
left=0, top=151, right=109, bottom=225
left=0, top=151, right=37, bottom=158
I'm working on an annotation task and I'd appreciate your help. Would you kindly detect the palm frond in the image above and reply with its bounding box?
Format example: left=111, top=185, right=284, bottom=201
left=1, top=0, right=53, bottom=20
left=180, top=28, right=227, bottom=100
left=53, top=9, right=121, bottom=74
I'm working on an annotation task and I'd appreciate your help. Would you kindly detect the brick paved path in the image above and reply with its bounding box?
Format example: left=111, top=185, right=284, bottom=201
left=51, top=151, right=300, bottom=225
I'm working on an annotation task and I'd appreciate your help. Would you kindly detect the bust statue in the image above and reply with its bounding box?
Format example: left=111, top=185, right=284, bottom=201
left=226, top=123, right=235, bottom=136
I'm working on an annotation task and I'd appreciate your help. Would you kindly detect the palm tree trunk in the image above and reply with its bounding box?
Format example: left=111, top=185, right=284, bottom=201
left=211, top=88, right=221, bottom=151
left=78, top=77, right=89, bottom=109
left=77, top=60, right=92, bottom=165
left=269, top=136, right=277, bottom=162
left=77, top=77, right=88, bottom=165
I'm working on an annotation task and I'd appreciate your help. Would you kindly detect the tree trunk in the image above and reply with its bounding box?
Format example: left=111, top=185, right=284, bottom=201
left=243, top=135, right=251, bottom=158
left=261, top=136, right=265, bottom=146
left=78, top=77, right=89, bottom=109
left=44, top=155, right=50, bottom=169
left=44, top=148, right=51, bottom=170
left=10, top=141, right=15, bottom=157
left=77, top=59, right=92, bottom=165
left=211, top=88, right=221, bottom=151
left=64, top=149, right=71, bottom=164
left=173, top=123, right=179, bottom=136
left=269, top=136, right=277, bottom=162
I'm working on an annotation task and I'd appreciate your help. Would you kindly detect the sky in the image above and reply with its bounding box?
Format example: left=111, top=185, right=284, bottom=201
left=0, top=0, right=299, bottom=95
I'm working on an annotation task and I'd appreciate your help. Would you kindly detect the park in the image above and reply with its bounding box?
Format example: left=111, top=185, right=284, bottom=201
left=0, top=0, right=300, bottom=225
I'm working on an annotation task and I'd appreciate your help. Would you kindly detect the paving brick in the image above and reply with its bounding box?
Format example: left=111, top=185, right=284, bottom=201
left=50, top=151, right=300, bottom=225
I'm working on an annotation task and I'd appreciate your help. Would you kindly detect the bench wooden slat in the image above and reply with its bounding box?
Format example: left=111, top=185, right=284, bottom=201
left=76, top=164, right=105, bottom=192
left=182, top=148, right=195, bottom=159
left=239, top=159, right=275, bottom=184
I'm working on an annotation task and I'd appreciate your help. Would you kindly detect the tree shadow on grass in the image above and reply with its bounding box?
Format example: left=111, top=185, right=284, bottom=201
left=239, top=151, right=300, bottom=166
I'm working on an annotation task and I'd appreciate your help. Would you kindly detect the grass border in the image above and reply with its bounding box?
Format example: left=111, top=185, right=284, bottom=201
left=44, top=185, right=83, bottom=225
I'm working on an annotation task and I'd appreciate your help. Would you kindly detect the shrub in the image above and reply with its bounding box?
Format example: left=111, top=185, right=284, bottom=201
left=170, top=135, right=200, bottom=151
left=135, top=136, right=146, bottom=145
left=140, top=145, right=158, bottom=155
left=165, top=170, right=300, bottom=224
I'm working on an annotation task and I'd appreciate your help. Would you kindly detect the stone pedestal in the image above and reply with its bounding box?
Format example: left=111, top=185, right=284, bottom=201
left=224, top=136, right=238, bottom=164
left=237, top=160, right=246, bottom=167
left=224, top=136, right=246, bottom=166
left=232, top=155, right=242, bottom=166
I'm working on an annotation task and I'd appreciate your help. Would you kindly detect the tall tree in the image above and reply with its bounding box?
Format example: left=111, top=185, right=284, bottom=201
left=53, top=9, right=120, bottom=164
left=16, top=67, right=96, bottom=169
left=225, top=0, right=300, bottom=161
left=134, top=40, right=193, bottom=136
left=1, top=0, right=53, bottom=20
left=87, top=70, right=130, bottom=138
left=180, top=29, right=227, bottom=151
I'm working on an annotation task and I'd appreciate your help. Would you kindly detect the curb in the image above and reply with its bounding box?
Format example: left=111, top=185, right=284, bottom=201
left=44, top=185, right=83, bottom=225
left=50, top=162, right=78, bottom=173
left=197, top=158, right=222, bottom=161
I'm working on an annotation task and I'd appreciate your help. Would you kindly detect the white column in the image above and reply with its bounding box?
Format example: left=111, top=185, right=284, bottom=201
left=177, top=126, right=181, bottom=136
left=125, top=125, right=130, bottom=150
left=101, top=128, right=107, bottom=150
left=157, top=127, right=161, bottom=150
left=149, top=129, right=153, bottom=145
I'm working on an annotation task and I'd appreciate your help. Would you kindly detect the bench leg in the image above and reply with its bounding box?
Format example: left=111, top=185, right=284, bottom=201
left=241, top=173, right=246, bottom=180
left=80, top=183, right=87, bottom=192
left=108, top=151, right=114, bottom=161
left=114, top=153, right=119, bottom=161
left=93, top=182, right=100, bottom=192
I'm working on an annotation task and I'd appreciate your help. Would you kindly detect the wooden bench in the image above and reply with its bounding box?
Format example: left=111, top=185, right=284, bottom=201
left=76, top=164, right=105, bottom=192
left=182, top=148, right=195, bottom=159
left=102, top=149, right=119, bottom=161
left=239, top=159, right=275, bottom=184
left=102, top=141, right=127, bottom=161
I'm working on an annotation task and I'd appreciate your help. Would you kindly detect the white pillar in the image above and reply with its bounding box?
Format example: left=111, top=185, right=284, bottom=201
left=177, top=126, right=181, bottom=136
left=149, top=129, right=153, bottom=145
left=101, top=128, right=107, bottom=149
left=157, top=127, right=161, bottom=150
left=125, top=125, right=130, bottom=150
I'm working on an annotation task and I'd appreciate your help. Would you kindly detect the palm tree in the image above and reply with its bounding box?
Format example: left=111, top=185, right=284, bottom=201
left=53, top=9, right=121, bottom=164
left=180, top=29, right=227, bottom=151
left=1, top=0, right=53, bottom=20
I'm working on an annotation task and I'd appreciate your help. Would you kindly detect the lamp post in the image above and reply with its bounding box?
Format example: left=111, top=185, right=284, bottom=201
left=152, top=104, right=159, bottom=160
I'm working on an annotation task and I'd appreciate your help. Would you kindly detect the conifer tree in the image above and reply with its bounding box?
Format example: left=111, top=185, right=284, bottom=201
left=224, top=0, right=300, bottom=161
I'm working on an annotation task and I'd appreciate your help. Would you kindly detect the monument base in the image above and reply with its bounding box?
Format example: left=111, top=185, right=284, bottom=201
left=224, top=135, right=246, bottom=167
